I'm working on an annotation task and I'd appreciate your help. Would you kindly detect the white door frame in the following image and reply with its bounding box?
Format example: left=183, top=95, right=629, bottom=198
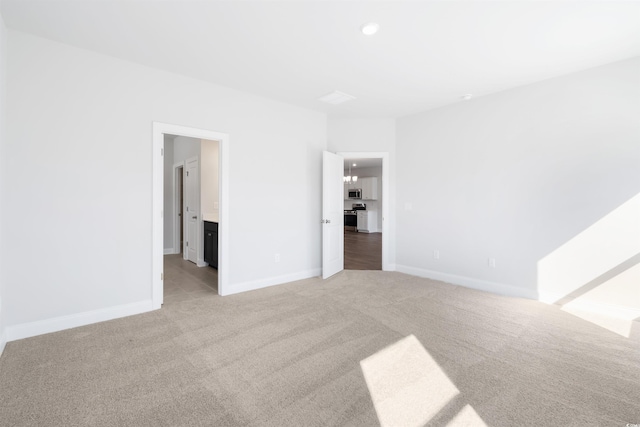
left=153, top=122, right=230, bottom=308
left=173, top=162, right=184, bottom=255
left=337, top=151, right=391, bottom=271
left=184, top=155, right=200, bottom=264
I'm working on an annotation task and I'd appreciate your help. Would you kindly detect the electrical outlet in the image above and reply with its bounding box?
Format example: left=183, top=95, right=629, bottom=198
left=433, top=250, right=440, bottom=260
left=488, top=258, right=496, bottom=268
left=275, top=253, right=280, bottom=263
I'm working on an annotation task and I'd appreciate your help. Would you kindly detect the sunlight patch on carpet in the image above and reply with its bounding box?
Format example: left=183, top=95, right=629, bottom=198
left=447, top=404, right=488, bottom=426
left=561, top=305, right=633, bottom=338
left=360, top=334, right=484, bottom=427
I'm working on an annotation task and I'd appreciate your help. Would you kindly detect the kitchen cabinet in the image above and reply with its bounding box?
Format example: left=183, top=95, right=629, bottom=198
left=357, top=211, right=378, bottom=233
left=360, top=177, right=378, bottom=200
left=204, top=221, right=218, bottom=268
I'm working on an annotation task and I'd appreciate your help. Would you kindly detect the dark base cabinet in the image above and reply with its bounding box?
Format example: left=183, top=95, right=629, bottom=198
left=204, top=221, right=218, bottom=269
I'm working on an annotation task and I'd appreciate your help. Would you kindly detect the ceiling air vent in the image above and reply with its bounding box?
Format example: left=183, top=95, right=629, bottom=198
left=318, top=91, right=356, bottom=105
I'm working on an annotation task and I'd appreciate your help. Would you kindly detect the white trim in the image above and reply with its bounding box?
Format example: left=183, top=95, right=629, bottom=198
left=163, top=248, right=174, bottom=255
left=563, top=300, right=640, bottom=320
left=395, top=264, right=538, bottom=300
left=392, top=264, right=640, bottom=320
left=184, top=155, right=200, bottom=264
left=153, top=122, right=230, bottom=306
left=5, top=300, right=154, bottom=342
left=221, top=268, right=321, bottom=296
left=537, top=290, right=565, bottom=305
left=337, top=152, right=391, bottom=271
left=539, top=291, right=640, bottom=320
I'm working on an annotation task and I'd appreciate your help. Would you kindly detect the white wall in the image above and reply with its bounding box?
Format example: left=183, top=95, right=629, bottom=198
left=328, top=118, right=396, bottom=264
left=173, top=135, right=200, bottom=164
left=2, top=31, right=326, bottom=337
left=0, top=11, right=6, bottom=354
left=396, top=58, right=640, bottom=314
left=163, top=135, right=175, bottom=252
left=201, top=138, right=219, bottom=220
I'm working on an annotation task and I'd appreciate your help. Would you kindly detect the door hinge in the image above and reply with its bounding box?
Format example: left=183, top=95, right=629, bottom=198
left=161, top=148, right=164, bottom=156
left=186, top=171, right=189, bottom=176
left=161, top=273, right=164, bottom=280
left=186, top=241, right=189, bottom=247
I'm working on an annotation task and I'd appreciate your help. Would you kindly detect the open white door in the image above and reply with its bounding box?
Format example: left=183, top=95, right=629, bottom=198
left=322, top=151, right=344, bottom=279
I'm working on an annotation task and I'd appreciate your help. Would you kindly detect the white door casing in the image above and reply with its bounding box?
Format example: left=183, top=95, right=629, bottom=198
left=185, top=156, right=199, bottom=264
left=173, top=163, right=184, bottom=255
left=153, top=122, right=230, bottom=307
left=322, top=151, right=344, bottom=279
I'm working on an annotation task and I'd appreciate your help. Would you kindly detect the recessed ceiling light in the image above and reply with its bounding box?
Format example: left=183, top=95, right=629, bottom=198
left=462, top=94, right=473, bottom=101
left=318, top=91, right=356, bottom=105
left=353, top=163, right=357, bottom=167
left=361, top=22, right=380, bottom=36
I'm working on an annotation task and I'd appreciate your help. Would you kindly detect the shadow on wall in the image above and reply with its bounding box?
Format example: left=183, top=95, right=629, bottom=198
left=537, top=193, right=640, bottom=337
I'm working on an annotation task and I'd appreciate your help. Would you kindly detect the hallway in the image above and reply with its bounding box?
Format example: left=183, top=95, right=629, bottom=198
left=163, top=254, right=218, bottom=304
left=344, top=231, right=382, bottom=270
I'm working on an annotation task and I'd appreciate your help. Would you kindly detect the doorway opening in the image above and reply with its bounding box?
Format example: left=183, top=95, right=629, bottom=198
left=152, top=123, right=230, bottom=309
left=343, top=157, right=383, bottom=270
left=163, top=136, right=218, bottom=302
left=337, top=151, right=390, bottom=272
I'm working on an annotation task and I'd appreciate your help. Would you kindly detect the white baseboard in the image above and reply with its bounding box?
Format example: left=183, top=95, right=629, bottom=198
left=564, top=300, right=640, bottom=320
left=538, top=291, right=640, bottom=320
left=5, top=300, right=155, bottom=343
left=221, top=268, right=321, bottom=296
left=397, top=264, right=640, bottom=320
left=163, top=248, right=175, bottom=255
left=395, top=264, right=538, bottom=300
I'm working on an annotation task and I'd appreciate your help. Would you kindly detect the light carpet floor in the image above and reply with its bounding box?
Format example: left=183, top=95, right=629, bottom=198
left=0, top=269, right=639, bottom=426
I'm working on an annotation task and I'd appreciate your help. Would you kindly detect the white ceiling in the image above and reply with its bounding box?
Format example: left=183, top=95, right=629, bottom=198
left=344, top=158, right=382, bottom=175
left=2, top=1, right=639, bottom=118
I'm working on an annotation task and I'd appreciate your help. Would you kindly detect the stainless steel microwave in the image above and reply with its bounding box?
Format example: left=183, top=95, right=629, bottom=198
left=348, top=188, right=362, bottom=199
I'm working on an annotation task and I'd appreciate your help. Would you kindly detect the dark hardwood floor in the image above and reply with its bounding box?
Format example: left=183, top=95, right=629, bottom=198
left=344, top=230, right=382, bottom=270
